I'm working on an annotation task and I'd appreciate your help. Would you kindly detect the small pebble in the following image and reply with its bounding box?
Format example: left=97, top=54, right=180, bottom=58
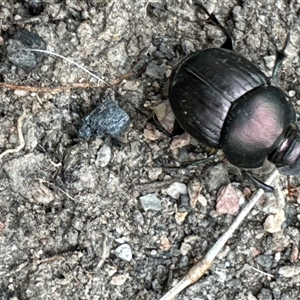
left=115, top=244, right=132, bottom=262
left=257, top=288, right=272, bottom=300
left=180, top=242, right=192, bottom=256
left=110, top=274, right=129, bottom=285
left=205, top=164, right=230, bottom=192
left=165, top=182, right=187, bottom=199
left=148, top=167, right=162, bottom=181
left=96, top=144, right=111, bottom=167
left=288, top=90, right=296, bottom=97
left=255, top=255, right=272, bottom=269
left=140, top=193, right=162, bottom=211
left=115, top=238, right=125, bottom=244
left=274, top=252, right=281, bottom=262
left=216, top=184, right=240, bottom=215
left=214, top=268, right=227, bottom=282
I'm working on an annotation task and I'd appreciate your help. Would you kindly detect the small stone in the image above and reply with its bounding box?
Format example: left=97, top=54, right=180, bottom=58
left=148, top=167, right=162, bottom=181
left=278, top=265, right=300, bottom=277
left=180, top=242, right=192, bottom=256
left=14, top=89, right=29, bottom=97
left=247, top=292, right=257, bottom=300
left=115, top=244, right=132, bottom=262
left=165, top=182, right=187, bottom=199
left=264, top=209, right=285, bottom=233
left=274, top=252, right=281, bottom=262
left=257, top=288, right=272, bottom=300
left=110, top=274, right=129, bottom=285
left=140, top=193, right=162, bottom=211
left=107, top=266, right=118, bottom=276
left=214, top=268, right=227, bottom=282
left=115, top=238, right=125, bottom=244
left=96, top=144, right=111, bottom=167
left=288, top=90, right=296, bottom=97
left=205, top=164, right=230, bottom=192
left=255, top=255, right=272, bottom=269
left=263, top=55, right=275, bottom=70
left=175, top=211, right=188, bottom=224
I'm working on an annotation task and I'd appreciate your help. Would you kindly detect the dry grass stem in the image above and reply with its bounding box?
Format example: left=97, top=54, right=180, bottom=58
left=160, top=169, right=279, bottom=300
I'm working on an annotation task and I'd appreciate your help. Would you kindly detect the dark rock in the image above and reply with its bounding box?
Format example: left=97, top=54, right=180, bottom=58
left=78, top=99, right=130, bottom=140
left=7, top=29, right=46, bottom=71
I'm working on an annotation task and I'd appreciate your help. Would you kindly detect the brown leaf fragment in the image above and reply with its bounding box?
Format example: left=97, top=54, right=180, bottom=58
left=152, top=101, right=176, bottom=134
left=188, top=181, right=207, bottom=208
left=170, top=132, right=190, bottom=150
left=143, top=124, right=162, bottom=141
left=216, top=184, right=240, bottom=215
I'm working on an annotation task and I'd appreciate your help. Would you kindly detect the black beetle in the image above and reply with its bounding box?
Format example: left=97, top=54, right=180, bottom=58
left=169, top=12, right=300, bottom=181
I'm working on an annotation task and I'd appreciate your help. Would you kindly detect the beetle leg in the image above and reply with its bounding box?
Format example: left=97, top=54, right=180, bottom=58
left=270, top=33, right=290, bottom=82
left=271, top=49, right=286, bottom=80
left=194, top=2, right=234, bottom=50
left=220, top=38, right=234, bottom=51
left=242, top=170, right=274, bottom=193
left=172, top=119, right=185, bottom=136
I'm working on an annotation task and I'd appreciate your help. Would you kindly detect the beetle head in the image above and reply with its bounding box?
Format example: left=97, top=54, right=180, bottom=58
left=269, top=128, right=300, bottom=175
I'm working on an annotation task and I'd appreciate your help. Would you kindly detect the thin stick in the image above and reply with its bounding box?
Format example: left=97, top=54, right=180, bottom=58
left=159, top=169, right=278, bottom=300
left=0, top=82, right=102, bottom=93
left=0, top=109, right=27, bottom=160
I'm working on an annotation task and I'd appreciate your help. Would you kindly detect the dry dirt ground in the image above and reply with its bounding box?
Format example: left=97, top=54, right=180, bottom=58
left=1, top=0, right=300, bottom=299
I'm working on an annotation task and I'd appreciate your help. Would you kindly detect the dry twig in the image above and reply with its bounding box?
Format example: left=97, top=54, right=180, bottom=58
left=159, top=169, right=278, bottom=300
left=0, top=82, right=102, bottom=93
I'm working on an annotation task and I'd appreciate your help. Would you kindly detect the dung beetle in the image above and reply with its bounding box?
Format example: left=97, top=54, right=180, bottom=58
left=169, top=10, right=300, bottom=185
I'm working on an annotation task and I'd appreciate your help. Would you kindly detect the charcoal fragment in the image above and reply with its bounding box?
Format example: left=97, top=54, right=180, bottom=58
left=7, top=29, right=46, bottom=71
left=78, top=100, right=130, bottom=140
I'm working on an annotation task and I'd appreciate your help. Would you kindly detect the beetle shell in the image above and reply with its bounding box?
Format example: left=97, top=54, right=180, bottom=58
left=169, top=48, right=296, bottom=169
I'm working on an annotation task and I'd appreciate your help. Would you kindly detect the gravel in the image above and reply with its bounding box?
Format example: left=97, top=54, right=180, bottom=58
left=1, top=0, right=300, bottom=299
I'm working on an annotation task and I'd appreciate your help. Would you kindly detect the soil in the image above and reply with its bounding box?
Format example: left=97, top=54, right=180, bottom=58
left=1, top=1, right=300, bottom=299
